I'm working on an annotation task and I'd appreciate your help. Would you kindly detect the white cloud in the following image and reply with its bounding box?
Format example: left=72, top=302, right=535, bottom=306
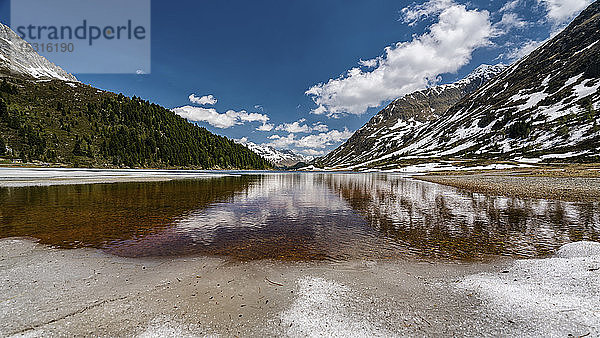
left=298, top=149, right=326, bottom=157
left=311, top=122, right=329, bottom=132
left=358, top=58, right=379, bottom=68
left=306, top=0, right=493, bottom=116
left=295, top=128, right=353, bottom=149
left=275, top=119, right=311, bottom=133
left=500, top=0, right=522, bottom=12
left=494, top=12, right=528, bottom=32
left=172, top=106, right=270, bottom=129
left=503, top=39, right=547, bottom=61
left=310, top=105, right=328, bottom=115
left=189, top=94, right=218, bottom=106
left=257, top=123, right=274, bottom=131
left=274, top=119, right=330, bottom=134
left=401, top=0, right=455, bottom=26
left=266, top=128, right=352, bottom=151
left=537, top=0, right=593, bottom=24
left=266, top=134, right=297, bottom=148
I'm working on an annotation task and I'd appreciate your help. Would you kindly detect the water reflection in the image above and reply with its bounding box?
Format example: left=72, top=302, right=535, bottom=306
left=0, top=177, right=253, bottom=248
left=323, top=174, right=600, bottom=259
left=1, top=173, right=598, bottom=261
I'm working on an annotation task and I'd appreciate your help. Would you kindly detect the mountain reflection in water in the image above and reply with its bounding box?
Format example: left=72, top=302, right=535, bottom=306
left=1, top=173, right=598, bottom=261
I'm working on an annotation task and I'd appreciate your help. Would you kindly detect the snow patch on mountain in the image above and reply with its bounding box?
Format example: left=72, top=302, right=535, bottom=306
left=235, top=138, right=308, bottom=167
left=318, top=64, right=508, bottom=168
left=320, top=2, right=600, bottom=170
left=0, top=23, right=77, bottom=82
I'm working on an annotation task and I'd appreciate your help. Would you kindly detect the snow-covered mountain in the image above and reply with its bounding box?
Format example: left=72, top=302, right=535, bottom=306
left=319, top=1, right=600, bottom=169
left=235, top=138, right=308, bottom=167
left=0, top=23, right=77, bottom=82
left=318, top=64, right=507, bottom=168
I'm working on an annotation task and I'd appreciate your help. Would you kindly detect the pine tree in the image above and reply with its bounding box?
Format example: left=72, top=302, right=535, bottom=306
left=0, top=137, right=5, bottom=156
left=0, top=98, right=7, bottom=121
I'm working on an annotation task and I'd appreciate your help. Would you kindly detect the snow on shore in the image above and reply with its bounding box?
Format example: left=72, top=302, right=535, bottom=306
left=0, top=168, right=232, bottom=187
left=460, top=241, right=600, bottom=337
left=280, top=277, right=393, bottom=337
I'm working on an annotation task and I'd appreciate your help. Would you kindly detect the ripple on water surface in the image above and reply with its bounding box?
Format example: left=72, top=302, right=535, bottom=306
left=1, top=173, right=599, bottom=261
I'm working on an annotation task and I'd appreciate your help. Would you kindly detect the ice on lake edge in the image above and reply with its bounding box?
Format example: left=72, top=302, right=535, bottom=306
left=0, top=168, right=235, bottom=187
left=460, top=241, right=600, bottom=337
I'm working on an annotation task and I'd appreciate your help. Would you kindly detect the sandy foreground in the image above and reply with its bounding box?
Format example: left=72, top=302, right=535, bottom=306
left=1, top=238, right=599, bottom=337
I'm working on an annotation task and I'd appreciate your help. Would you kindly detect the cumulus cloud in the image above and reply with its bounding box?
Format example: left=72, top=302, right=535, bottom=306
left=358, top=59, right=379, bottom=68
left=306, top=0, right=493, bottom=116
left=494, top=12, right=528, bottom=33
left=537, top=0, right=593, bottom=25
left=274, top=119, right=330, bottom=134
left=298, top=149, right=326, bottom=157
left=267, top=128, right=353, bottom=150
left=502, top=38, right=547, bottom=61
left=311, top=122, right=329, bottom=132
left=189, top=94, right=218, bottom=106
left=500, top=0, right=522, bottom=13
left=401, top=0, right=455, bottom=25
left=256, top=123, right=274, bottom=131
left=266, top=134, right=298, bottom=149
left=172, top=106, right=270, bottom=129
left=276, top=119, right=311, bottom=133
left=295, top=128, right=353, bottom=149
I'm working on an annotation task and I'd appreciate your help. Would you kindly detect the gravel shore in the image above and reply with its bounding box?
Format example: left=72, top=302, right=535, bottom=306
left=417, top=174, right=600, bottom=202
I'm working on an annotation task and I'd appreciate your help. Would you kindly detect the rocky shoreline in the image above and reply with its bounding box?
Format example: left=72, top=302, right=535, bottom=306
left=416, top=173, right=600, bottom=202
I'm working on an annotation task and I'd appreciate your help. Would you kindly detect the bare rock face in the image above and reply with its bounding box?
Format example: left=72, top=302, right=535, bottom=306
left=0, top=23, right=77, bottom=82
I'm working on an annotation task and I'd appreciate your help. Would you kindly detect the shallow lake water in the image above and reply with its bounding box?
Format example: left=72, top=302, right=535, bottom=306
left=1, top=172, right=599, bottom=261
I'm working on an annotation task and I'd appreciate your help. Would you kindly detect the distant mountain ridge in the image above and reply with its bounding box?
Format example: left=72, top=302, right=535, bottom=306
left=318, top=64, right=507, bottom=168
left=235, top=138, right=308, bottom=167
left=0, top=23, right=77, bottom=82
left=319, top=1, right=600, bottom=169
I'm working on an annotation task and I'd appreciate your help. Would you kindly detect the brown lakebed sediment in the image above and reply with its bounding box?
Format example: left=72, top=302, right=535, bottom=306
left=2, top=171, right=599, bottom=261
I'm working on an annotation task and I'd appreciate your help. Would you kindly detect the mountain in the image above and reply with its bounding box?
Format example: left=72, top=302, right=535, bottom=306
left=319, top=1, right=600, bottom=169
left=0, top=23, right=77, bottom=82
left=0, top=23, right=271, bottom=170
left=318, top=64, right=507, bottom=168
left=235, top=138, right=308, bottom=167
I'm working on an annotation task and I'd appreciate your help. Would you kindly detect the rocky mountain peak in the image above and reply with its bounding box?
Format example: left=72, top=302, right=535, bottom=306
left=318, top=63, right=507, bottom=168
left=319, top=1, right=600, bottom=169
left=0, top=23, right=77, bottom=82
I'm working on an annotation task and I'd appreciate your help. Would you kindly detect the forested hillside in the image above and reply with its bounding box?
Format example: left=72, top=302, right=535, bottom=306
left=0, top=77, right=271, bottom=169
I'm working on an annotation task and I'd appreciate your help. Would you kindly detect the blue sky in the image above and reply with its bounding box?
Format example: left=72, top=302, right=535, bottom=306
left=0, top=0, right=593, bottom=157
